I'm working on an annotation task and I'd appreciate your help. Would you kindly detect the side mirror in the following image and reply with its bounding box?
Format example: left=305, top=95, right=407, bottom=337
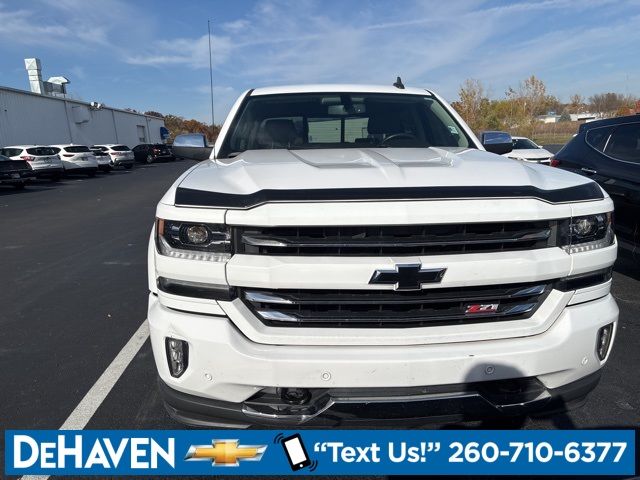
left=172, top=133, right=213, bottom=161
left=481, top=131, right=513, bottom=155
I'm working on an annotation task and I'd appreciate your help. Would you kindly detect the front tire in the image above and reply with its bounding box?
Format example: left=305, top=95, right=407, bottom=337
left=146, top=154, right=154, bottom=164
left=87, top=171, right=96, bottom=178
left=124, top=164, right=133, bottom=170
left=13, top=182, right=26, bottom=189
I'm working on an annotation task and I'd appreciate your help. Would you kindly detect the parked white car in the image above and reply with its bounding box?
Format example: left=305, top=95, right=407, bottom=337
left=50, top=144, right=99, bottom=177
left=149, top=84, right=617, bottom=427
left=92, top=144, right=134, bottom=169
left=0, top=145, right=64, bottom=181
left=504, top=136, right=554, bottom=164
left=89, top=147, right=114, bottom=172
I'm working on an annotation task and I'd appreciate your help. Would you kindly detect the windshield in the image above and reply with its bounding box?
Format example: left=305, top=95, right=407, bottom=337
left=220, top=93, right=471, bottom=158
left=110, top=145, right=131, bottom=151
left=513, top=138, right=539, bottom=149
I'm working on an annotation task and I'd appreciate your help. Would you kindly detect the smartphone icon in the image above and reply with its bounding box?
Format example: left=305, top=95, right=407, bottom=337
left=281, top=433, right=311, bottom=471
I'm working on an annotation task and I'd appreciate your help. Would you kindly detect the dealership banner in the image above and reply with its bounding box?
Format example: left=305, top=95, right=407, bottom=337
left=5, top=429, right=635, bottom=476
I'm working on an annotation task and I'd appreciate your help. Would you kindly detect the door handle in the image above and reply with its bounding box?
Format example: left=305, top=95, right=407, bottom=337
left=581, top=167, right=597, bottom=175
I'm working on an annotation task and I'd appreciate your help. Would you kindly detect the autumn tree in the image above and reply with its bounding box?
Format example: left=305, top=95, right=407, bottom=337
left=144, top=111, right=164, bottom=118
left=504, top=75, right=553, bottom=137
left=451, top=79, right=490, bottom=132
left=160, top=114, right=222, bottom=143
left=568, top=94, right=584, bottom=114
left=589, top=93, right=638, bottom=117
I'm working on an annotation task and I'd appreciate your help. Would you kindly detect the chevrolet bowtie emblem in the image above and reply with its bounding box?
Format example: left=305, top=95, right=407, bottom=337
left=369, top=263, right=447, bottom=291
left=185, top=439, right=267, bottom=466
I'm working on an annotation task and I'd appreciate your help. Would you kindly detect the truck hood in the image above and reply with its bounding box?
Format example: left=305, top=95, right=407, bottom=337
left=167, top=147, right=597, bottom=206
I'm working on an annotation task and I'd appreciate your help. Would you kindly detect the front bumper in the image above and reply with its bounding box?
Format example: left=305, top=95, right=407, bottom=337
left=160, top=370, right=602, bottom=427
left=148, top=292, right=618, bottom=426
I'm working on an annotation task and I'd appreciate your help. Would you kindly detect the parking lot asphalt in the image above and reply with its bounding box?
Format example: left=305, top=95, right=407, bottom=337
left=1, top=158, right=638, bottom=469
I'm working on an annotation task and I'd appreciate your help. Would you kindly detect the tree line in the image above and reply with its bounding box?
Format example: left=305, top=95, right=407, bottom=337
left=450, top=76, right=638, bottom=139
left=143, top=111, right=221, bottom=143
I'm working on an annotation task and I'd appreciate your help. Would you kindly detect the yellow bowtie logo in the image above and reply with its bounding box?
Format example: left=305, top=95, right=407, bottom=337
left=185, top=440, right=267, bottom=466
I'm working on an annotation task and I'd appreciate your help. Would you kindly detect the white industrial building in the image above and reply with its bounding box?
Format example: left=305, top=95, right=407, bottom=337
left=0, top=58, right=165, bottom=148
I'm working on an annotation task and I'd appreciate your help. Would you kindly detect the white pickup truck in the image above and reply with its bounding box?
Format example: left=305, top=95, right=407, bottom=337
left=148, top=84, right=618, bottom=427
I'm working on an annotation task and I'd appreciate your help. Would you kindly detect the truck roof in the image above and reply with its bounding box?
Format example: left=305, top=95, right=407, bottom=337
left=250, top=84, right=434, bottom=96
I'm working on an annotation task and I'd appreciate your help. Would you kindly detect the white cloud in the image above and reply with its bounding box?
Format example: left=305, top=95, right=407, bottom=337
left=0, top=0, right=138, bottom=49
left=125, top=35, right=233, bottom=68
left=0, top=6, right=72, bottom=45
left=221, top=19, right=250, bottom=33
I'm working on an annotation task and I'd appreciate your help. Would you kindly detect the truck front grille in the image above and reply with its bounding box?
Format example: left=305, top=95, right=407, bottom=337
left=235, top=221, right=557, bottom=256
left=240, top=281, right=551, bottom=328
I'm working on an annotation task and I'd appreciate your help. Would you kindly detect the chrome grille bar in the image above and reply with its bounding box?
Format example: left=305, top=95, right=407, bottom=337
left=241, top=282, right=551, bottom=328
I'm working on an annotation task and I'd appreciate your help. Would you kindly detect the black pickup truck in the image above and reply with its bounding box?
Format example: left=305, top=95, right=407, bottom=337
left=0, top=154, right=35, bottom=189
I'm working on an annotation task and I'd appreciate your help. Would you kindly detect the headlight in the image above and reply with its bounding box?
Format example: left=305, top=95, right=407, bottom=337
left=561, top=212, right=614, bottom=254
left=156, top=218, right=231, bottom=261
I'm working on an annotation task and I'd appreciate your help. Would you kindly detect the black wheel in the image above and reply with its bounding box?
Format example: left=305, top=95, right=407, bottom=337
left=124, top=164, right=133, bottom=170
left=50, top=175, right=61, bottom=182
left=13, top=182, right=26, bottom=189
left=87, top=171, right=96, bottom=178
left=146, top=154, right=154, bottom=164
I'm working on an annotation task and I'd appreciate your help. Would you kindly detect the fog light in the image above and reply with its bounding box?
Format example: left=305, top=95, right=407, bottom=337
left=279, top=387, right=311, bottom=405
left=166, top=338, right=188, bottom=377
left=596, top=324, right=613, bottom=360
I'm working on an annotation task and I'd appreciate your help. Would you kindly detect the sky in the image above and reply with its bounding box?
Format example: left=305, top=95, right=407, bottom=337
left=0, top=0, right=639, bottom=123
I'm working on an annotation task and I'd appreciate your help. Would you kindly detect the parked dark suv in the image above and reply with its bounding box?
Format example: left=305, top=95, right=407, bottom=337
left=553, top=115, right=639, bottom=255
left=0, top=154, right=35, bottom=189
left=132, top=143, right=174, bottom=164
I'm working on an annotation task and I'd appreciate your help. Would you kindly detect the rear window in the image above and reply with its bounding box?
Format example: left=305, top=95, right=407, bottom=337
left=0, top=154, right=10, bottom=161
left=110, top=145, right=131, bottom=151
left=586, top=126, right=615, bottom=152
left=1, top=148, right=23, bottom=157
left=26, top=147, right=57, bottom=156
left=604, top=123, right=640, bottom=163
left=64, top=146, right=91, bottom=153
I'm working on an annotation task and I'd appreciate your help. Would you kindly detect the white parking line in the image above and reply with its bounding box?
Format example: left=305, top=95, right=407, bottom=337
left=20, top=320, right=150, bottom=480
left=61, top=320, right=149, bottom=429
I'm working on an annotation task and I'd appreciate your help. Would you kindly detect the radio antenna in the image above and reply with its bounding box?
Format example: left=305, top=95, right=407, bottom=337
left=207, top=19, right=216, bottom=159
